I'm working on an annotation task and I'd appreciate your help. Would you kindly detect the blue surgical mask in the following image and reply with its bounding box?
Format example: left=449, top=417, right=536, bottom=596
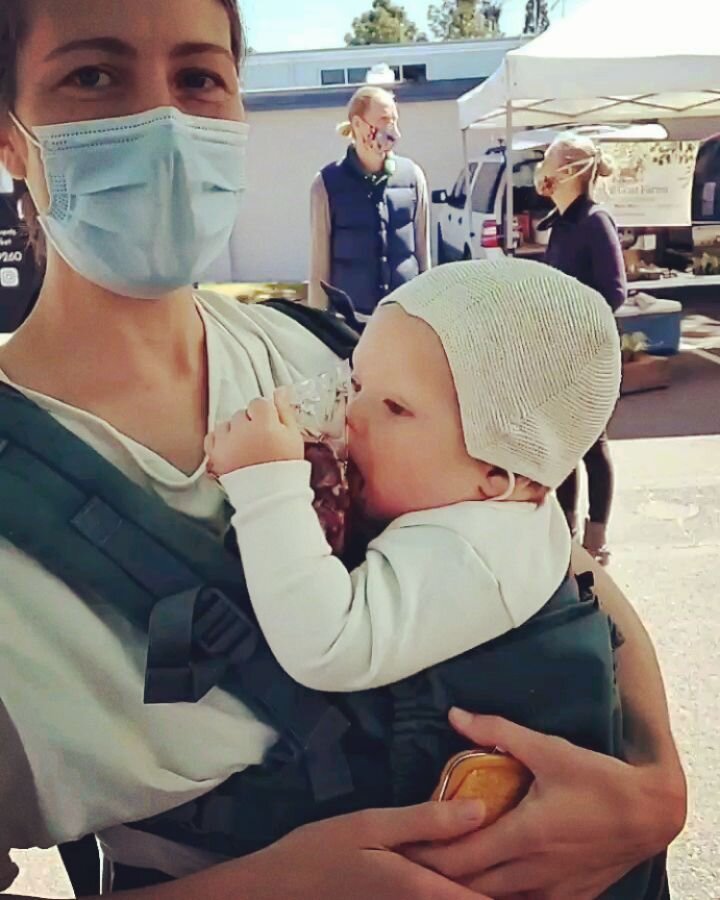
left=10, top=107, right=249, bottom=298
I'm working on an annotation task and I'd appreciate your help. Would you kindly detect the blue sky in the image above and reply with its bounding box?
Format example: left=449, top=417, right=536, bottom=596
left=242, top=0, right=586, bottom=52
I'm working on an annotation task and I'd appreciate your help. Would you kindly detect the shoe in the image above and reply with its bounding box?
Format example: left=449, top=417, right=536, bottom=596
left=583, top=520, right=610, bottom=566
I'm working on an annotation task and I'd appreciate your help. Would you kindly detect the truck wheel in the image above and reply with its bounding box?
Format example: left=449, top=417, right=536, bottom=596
left=463, top=245, right=472, bottom=260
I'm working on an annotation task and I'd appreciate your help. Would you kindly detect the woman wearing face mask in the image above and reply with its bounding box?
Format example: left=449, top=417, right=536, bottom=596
left=535, top=134, right=626, bottom=564
left=308, top=86, right=431, bottom=318
left=0, top=4, right=684, bottom=900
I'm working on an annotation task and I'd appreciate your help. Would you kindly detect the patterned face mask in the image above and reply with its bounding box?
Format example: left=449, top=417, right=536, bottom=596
left=360, top=118, right=401, bottom=156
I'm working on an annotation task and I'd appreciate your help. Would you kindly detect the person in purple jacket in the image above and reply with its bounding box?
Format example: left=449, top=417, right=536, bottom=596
left=535, top=134, right=627, bottom=564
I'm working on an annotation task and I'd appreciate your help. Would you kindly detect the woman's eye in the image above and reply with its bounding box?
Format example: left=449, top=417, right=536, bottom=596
left=65, top=67, right=113, bottom=90
left=384, top=399, right=408, bottom=416
left=179, top=69, right=225, bottom=92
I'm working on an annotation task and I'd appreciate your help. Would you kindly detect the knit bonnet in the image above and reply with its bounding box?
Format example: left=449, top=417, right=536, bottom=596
left=379, top=258, right=621, bottom=489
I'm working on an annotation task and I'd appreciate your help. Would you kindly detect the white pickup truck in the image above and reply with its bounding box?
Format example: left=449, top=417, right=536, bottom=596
left=432, top=126, right=720, bottom=287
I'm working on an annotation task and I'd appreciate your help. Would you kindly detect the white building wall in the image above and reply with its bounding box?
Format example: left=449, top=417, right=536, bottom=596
left=220, top=99, right=468, bottom=282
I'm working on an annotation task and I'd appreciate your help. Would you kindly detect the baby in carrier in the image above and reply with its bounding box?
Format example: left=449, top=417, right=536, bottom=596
left=206, top=255, right=624, bottom=777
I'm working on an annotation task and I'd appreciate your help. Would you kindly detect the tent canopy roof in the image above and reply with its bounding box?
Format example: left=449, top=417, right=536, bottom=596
left=459, top=0, right=720, bottom=131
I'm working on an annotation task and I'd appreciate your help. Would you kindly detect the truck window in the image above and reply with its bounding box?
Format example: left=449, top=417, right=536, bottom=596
left=448, top=163, right=478, bottom=209
left=497, top=156, right=552, bottom=221
left=471, top=161, right=502, bottom=213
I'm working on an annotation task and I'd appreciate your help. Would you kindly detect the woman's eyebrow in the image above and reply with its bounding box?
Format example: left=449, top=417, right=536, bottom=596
left=171, top=43, right=235, bottom=63
left=44, top=37, right=137, bottom=63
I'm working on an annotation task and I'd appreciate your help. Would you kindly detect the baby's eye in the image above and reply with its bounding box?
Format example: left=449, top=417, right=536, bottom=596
left=350, top=377, right=362, bottom=395
left=384, top=399, right=408, bottom=417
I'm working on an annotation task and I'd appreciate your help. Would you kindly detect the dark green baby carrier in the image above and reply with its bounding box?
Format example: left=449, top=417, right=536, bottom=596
left=0, top=303, right=667, bottom=898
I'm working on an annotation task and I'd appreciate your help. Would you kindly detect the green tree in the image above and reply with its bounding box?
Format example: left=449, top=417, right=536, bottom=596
left=427, top=0, right=503, bottom=40
left=524, top=0, right=550, bottom=34
left=345, top=0, right=426, bottom=45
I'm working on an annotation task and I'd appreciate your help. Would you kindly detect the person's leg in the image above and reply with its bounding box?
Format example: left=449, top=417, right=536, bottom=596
left=582, top=432, right=614, bottom=563
left=556, top=467, right=580, bottom=536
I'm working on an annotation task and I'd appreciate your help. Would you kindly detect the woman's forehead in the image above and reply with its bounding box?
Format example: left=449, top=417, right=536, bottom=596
left=21, top=0, right=233, bottom=59
left=369, top=97, right=398, bottom=120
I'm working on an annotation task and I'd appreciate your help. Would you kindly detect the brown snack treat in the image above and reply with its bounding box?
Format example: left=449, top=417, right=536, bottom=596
left=432, top=750, right=533, bottom=826
left=305, top=441, right=350, bottom=556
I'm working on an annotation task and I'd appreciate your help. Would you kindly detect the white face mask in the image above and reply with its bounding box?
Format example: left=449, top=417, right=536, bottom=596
left=534, top=157, right=597, bottom=199
left=11, top=106, right=249, bottom=299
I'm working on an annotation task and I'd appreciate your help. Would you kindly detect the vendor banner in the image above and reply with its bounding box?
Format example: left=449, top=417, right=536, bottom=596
left=595, top=141, right=699, bottom=227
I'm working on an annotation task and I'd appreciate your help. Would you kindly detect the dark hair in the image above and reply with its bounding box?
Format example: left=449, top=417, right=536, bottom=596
left=0, top=0, right=246, bottom=258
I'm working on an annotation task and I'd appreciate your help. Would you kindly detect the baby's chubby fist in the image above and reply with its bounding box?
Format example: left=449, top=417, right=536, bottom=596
left=205, top=392, right=305, bottom=477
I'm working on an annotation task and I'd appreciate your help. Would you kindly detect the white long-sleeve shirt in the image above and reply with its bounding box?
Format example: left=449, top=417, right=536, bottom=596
left=222, top=460, right=571, bottom=693
left=0, top=295, right=340, bottom=884
left=308, top=161, right=432, bottom=310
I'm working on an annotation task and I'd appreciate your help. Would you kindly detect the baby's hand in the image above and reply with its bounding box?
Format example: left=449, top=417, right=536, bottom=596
left=205, top=392, right=304, bottom=477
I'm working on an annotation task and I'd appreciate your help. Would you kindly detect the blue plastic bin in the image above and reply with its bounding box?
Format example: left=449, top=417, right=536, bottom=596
left=615, top=298, right=682, bottom=356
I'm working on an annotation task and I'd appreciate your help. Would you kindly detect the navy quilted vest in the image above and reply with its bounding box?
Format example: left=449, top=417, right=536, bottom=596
left=322, top=150, right=420, bottom=315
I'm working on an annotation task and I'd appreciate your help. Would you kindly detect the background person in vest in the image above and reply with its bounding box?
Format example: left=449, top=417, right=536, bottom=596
left=0, top=2, right=685, bottom=898
left=308, top=87, right=431, bottom=318
left=535, top=134, right=626, bottom=566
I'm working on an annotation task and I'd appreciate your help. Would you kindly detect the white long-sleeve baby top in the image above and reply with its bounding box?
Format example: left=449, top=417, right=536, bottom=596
left=222, top=460, right=571, bottom=693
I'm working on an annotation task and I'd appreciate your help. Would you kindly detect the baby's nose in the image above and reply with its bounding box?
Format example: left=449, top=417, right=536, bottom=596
left=346, top=396, right=365, bottom=435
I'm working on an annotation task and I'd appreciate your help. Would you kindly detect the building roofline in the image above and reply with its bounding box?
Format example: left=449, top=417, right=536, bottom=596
left=244, top=77, right=485, bottom=112
left=246, top=36, right=527, bottom=63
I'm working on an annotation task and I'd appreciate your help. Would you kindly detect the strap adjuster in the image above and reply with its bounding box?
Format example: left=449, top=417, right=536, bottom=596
left=194, top=586, right=258, bottom=662
left=144, top=585, right=258, bottom=704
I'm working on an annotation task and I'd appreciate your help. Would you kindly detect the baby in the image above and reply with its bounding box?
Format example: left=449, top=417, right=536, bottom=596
left=205, top=258, right=622, bottom=801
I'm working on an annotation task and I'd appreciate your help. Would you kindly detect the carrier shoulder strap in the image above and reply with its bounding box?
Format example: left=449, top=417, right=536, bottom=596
left=0, top=381, right=352, bottom=802
left=262, top=298, right=360, bottom=356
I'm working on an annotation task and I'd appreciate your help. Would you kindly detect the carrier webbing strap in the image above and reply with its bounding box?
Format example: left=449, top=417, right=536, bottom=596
left=0, top=384, right=353, bottom=802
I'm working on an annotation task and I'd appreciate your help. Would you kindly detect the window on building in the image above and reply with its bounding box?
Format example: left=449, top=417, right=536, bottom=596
left=347, top=67, right=369, bottom=84
left=321, top=69, right=346, bottom=86
left=402, top=64, right=427, bottom=83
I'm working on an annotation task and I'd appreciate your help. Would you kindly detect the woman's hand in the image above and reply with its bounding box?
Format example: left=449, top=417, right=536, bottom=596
left=8, top=802, right=492, bottom=900
left=220, top=800, right=492, bottom=900
left=406, top=710, right=686, bottom=900
left=205, top=393, right=304, bottom=476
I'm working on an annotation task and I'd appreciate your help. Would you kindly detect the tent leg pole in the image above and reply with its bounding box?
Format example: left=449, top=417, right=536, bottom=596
left=505, top=101, right=514, bottom=255
left=462, top=128, right=470, bottom=246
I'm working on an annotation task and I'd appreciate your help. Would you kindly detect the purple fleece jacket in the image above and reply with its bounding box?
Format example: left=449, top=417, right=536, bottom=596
left=542, top=195, right=627, bottom=311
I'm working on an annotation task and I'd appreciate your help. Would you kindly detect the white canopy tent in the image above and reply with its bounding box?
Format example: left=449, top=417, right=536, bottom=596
left=457, top=0, right=720, bottom=248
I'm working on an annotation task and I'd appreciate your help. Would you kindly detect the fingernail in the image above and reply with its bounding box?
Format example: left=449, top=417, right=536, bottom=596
left=449, top=707, right=474, bottom=727
left=456, top=799, right=486, bottom=824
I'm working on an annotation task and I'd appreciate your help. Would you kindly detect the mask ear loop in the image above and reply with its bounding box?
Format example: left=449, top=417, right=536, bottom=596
left=555, top=156, right=596, bottom=185
left=7, top=111, right=47, bottom=220
left=8, top=111, right=41, bottom=150
left=495, top=471, right=516, bottom=502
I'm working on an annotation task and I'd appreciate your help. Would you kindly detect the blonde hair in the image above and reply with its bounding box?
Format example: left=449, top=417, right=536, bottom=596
left=337, top=86, right=396, bottom=139
left=547, top=133, right=614, bottom=196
